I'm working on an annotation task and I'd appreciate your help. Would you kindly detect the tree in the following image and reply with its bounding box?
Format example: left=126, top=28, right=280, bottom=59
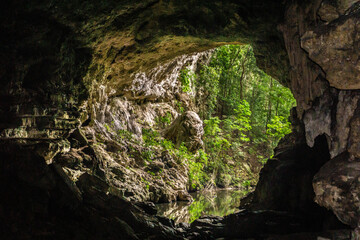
left=193, top=44, right=296, bottom=188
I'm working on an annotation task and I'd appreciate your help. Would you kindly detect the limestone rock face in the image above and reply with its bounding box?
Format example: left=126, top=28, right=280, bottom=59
left=348, top=106, right=360, bottom=160
left=313, top=153, right=360, bottom=228
left=303, top=90, right=334, bottom=148
left=318, top=0, right=359, bottom=22
left=331, top=91, right=360, bottom=158
left=164, top=111, right=204, bottom=152
left=318, top=1, right=341, bottom=22
left=250, top=132, right=332, bottom=214
left=301, top=2, right=360, bottom=90
left=278, top=1, right=360, bottom=233
left=300, top=89, right=360, bottom=160
left=0, top=143, right=188, bottom=240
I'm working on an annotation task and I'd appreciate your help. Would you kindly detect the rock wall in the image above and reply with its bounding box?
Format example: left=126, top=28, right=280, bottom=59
left=86, top=50, right=211, bottom=203
left=251, top=0, right=360, bottom=233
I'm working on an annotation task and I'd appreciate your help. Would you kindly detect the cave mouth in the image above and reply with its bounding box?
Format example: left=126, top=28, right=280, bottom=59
left=144, top=44, right=296, bottom=223
left=2, top=0, right=359, bottom=238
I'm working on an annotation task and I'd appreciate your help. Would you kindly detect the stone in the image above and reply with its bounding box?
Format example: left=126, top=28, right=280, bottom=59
left=303, top=90, right=334, bottom=148
left=69, top=128, right=89, bottom=147
left=280, top=1, right=329, bottom=117
left=134, top=201, right=158, bottom=215
left=348, top=110, right=360, bottom=160
left=164, top=111, right=204, bottom=152
left=35, top=141, right=62, bottom=164
left=161, top=151, right=177, bottom=168
left=147, top=160, right=165, bottom=172
left=313, top=153, right=360, bottom=228
left=301, top=3, right=360, bottom=90
left=317, top=0, right=359, bottom=23
left=177, top=190, right=193, bottom=202
left=156, top=216, right=175, bottom=228
left=55, top=148, right=84, bottom=168
left=250, top=133, right=331, bottom=214
left=318, top=1, right=340, bottom=22
left=330, top=91, right=360, bottom=158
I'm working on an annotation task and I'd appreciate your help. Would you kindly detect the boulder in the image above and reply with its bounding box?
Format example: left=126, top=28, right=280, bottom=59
left=164, top=111, right=204, bottom=152
left=177, top=190, right=193, bottom=202
left=313, top=152, right=360, bottom=228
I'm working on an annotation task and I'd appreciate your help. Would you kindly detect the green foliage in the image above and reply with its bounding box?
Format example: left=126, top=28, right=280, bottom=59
left=104, top=123, right=111, bottom=132
left=141, top=178, right=150, bottom=190
left=160, top=139, right=175, bottom=151
left=204, top=117, right=222, bottom=136
left=179, top=68, right=195, bottom=93
left=156, top=112, right=172, bottom=127
left=141, top=149, right=154, bottom=162
left=116, top=44, right=296, bottom=195
left=188, top=160, right=205, bottom=189
left=194, top=44, right=296, bottom=189
left=188, top=200, right=206, bottom=222
left=196, top=149, right=208, bottom=166
left=234, top=100, right=252, bottom=142
left=196, top=66, right=220, bottom=119
left=266, top=115, right=292, bottom=148
left=140, top=127, right=207, bottom=190
left=175, top=100, right=185, bottom=113
left=142, top=128, right=160, bottom=147
left=117, top=129, right=133, bottom=141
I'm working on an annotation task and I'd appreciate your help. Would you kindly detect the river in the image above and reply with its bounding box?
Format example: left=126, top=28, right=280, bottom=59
left=155, top=189, right=245, bottom=224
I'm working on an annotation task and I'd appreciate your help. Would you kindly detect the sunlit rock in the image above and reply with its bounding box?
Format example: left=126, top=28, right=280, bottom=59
left=128, top=51, right=213, bottom=101
left=164, top=111, right=204, bottom=152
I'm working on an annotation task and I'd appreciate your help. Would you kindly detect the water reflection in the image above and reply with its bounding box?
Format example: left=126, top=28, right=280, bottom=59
left=156, top=189, right=244, bottom=223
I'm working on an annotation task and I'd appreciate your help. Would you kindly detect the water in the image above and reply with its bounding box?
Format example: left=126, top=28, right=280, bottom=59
left=156, top=189, right=244, bottom=224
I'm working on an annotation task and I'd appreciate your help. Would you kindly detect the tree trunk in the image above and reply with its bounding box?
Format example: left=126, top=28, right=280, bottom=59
left=265, top=77, right=273, bottom=132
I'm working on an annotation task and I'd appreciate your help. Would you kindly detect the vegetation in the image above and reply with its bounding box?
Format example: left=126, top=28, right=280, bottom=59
left=188, top=190, right=244, bottom=222
left=182, top=44, right=296, bottom=190
left=155, top=112, right=173, bottom=127
left=102, top=44, right=295, bottom=195
left=179, top=68, right=195, bottom=93
left=132, top=127, right=206, bottom=189
left=158, top=190, right=244, bottom=223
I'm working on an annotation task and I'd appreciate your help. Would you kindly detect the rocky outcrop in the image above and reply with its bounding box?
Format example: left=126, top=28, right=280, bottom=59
left=256, top=0, right=360, bottom=236
left=313, top=152, right=360, bottom=229
left=0, top=143, right=184, bottom=240
left=318, top=0, right=359, bottom=22
left=54, top=125, right=193, bottom=203
left=250, top=133, right=331, bottom=214
left=279, top=0, right=328, bottom=116
left=164, top=111, right=204, bottom=152
left=301, top=2, right=360, bottom=90
left=330, top=91, right=360, bottom=158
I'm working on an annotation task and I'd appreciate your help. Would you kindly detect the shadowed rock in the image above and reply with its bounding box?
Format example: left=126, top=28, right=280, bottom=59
left=314, top=152, right=360, bottom=229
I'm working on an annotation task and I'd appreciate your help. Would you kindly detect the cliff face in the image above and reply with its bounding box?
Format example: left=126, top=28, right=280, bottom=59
left=1, top=0, right=360, bottom=239
left=251, top=0, right=360, bottom=233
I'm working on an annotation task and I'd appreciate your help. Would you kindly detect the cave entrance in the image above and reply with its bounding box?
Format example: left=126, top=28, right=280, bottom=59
left=155, top=44, right=296, bottom=223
